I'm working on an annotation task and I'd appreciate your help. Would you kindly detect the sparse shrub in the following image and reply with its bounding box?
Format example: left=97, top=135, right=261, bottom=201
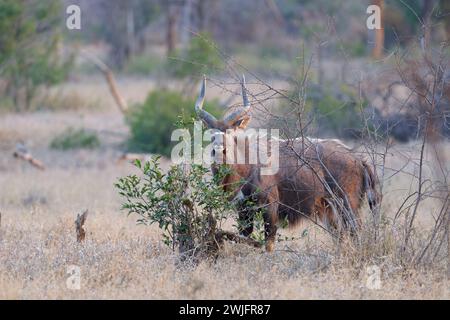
left=0, top=0, right=73, bottom=111
left=0, top=96, right=15, bottom=113
left=50, top=128, right=100, bottom=150
left=115, top=157, right=236, bottom=260
left=268, top=83, right=367, bottom=139
left=126, top=89, right=221, bottom=156
left=37, top=91, right=102, bottom=111
left=167, top=32, right=223, bottom=78
left=232, top=45, right=292, bottom=76
left=341, top=40, right=366, bottom=57
left=309, top=84, right=367, bottom=138
left=125, top=53, right=163, bottom=75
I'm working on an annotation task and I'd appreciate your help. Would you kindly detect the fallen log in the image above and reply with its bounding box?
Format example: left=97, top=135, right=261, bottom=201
left=13, top=145, right=45, bottom=170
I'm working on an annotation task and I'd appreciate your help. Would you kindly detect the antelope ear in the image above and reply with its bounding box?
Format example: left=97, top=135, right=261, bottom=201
left=231, top=116, right=251, bottom=129
left=233, top=119, right=244, bottom=127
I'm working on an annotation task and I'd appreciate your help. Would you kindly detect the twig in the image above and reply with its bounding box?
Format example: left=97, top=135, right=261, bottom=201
left=215, top=230, right=263, bottom=248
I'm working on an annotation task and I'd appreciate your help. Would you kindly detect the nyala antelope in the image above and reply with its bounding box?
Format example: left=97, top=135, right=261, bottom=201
left=194, top=76, right=381, bottom=252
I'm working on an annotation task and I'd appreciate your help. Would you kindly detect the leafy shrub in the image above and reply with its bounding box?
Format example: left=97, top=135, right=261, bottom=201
left=269, top=83, right=367, bottom=139
left=232, top=45, right=292, bottom=76
left=116, top=158, right=236, bottom=259
left=167, top=32, right=223, bottom=78
left=37, top=91, right=102, bottom=111
left=50, top=128, right=100, bottom=150
left=309, top=84, right=367, bottom=138
left=126, top=89, right=221, bottom=156
left=0, top=0, right=73, bottom=110
left=341, top=40, right=366, bottom=57
left=0, top=96, right=15, bottom=113
left=125, top=53, right=163, bottom=75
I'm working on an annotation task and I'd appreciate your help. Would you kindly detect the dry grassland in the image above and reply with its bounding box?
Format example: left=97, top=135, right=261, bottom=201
left=0, top=79, right=449, bottom=299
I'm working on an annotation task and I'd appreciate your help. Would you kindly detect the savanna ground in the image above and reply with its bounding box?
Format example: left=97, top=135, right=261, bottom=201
left=0, top=77, right=449, bottom=300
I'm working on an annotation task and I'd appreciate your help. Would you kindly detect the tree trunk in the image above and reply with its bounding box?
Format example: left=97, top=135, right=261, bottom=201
left=446, top=188, right=450, bottom=278
left=442, top=0, right=450, bottom=41
left=265, top=0, right=284, bottom=26
left=126, top=3, right=135, bottom=58
left=421, top=0, right=434, bottom=52
left=181, top=0, right=193, bottom=47
left=372, top=0, right=384, bottom=59
left=317, top=43, right=323, bottom=86
left=166, top=3, right=178, bottom=55
left=197, top=0, right=206, bottom=32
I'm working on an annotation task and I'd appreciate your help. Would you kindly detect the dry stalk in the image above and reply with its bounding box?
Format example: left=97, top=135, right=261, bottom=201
left=75, top=210, right=89, bottom=243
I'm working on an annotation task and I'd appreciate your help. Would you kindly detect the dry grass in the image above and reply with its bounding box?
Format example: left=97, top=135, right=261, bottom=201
left=0, top=106, right=449, bottom=299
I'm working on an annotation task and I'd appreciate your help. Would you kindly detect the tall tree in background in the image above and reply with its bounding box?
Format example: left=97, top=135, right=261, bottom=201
left=196, top=0, right=207, bottom=31
left=180, top=0, right=193, bottom=48
left=442, top=0, right=450, bottom=41
left=99, top=1, right=131, bottom=68
left=164, top=0, right=213, bottom=56
left=165, top=1, right=180, bottom=55
left=0, top=0, right=71, bottom=110
left=372, top=0, right=385, bottom=59
left=84, top=0, right=159, bottom=69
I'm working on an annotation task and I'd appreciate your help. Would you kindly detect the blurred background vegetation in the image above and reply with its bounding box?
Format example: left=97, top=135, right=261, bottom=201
left=1, top=0, right=449, bottom=154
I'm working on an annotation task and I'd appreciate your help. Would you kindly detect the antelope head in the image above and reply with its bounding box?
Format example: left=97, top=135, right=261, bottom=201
left=195, top=75, right=251, bottom=132
left=195, top=75, right=253, bottom=165
left=194, top=75, right=261, bottom=202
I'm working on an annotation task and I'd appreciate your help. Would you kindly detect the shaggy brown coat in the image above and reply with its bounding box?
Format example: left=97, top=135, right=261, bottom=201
left=220, top=137, right=380, bottom=252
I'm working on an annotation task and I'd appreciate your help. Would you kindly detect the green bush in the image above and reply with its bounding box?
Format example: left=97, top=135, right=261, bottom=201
left=116, top=158, right=235, bottom=259
left=0, top=97, right=15, bottom=113
left=125, top=53, right=163, bottom=75
left=167, top=32, right=223, bottom=78
left=37, top=91, right=102, bottom=112
left=126, top=89, right=221, bottom=156
left=50, top=128, right=100, bottom=150
left=0, top=0, right=73, bottom=111
left=341, top=40, right=366, bottom=57
left=268, top=83, right=367, bottom=139
left=308, top=84, right=367, bottom=138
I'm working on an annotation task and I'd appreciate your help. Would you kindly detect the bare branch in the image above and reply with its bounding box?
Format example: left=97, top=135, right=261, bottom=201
left=81, top=51, right=129, bottom=113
